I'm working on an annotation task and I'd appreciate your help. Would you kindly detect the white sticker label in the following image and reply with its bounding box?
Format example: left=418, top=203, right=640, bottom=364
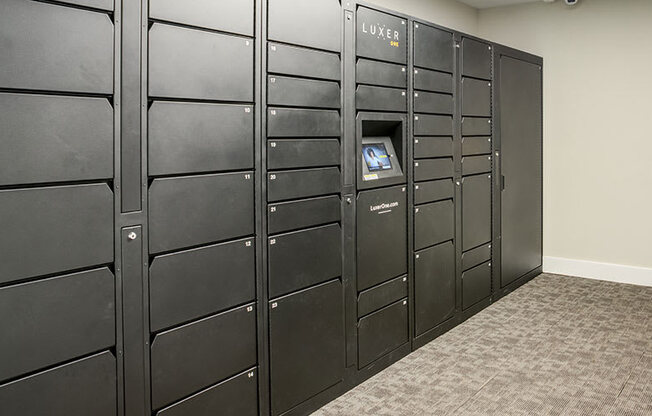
left=363, top=173, right=379, bottom=181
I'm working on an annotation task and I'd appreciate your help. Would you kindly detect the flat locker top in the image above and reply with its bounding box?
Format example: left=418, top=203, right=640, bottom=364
left=356, top=6, right=407, bottom=64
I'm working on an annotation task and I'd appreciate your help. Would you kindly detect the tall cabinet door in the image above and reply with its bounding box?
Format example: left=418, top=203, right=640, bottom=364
left=497, top=52, right=543, bottom=288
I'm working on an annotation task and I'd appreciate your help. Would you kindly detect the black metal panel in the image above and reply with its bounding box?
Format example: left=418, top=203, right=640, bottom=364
left=268, top=224, right=342, bottom=299
left=462, top=136, right=492, bottom=156
left=461, top=117, right=491, bottom=136
left=462, top=38, right=491, bottom=80
left=414, top=114, right=453, bottom=136
left=357, top=299, right=408, bottom=368
left=268, top=43, right=341, bottom=81
left=414, top=158, right=454, bottom=182
left=151, top=304, right=257, bottom=410
left=462, top=77, right=491, bottom=117
left=0, top=352, right=116, bottom=416
left=461, top=243, right=491, bottom=271
left=356, top=59, right=407, bottom=88
left=149, top=23, right=253, bottom=101
left=414, top=136, right=453, bottom=158
left=149, top=237, right=256, bottom=332
left=269, top=280, right=344, bottom=416
left=268, top=76, right=340, bottom=109
left=57, top=0, right=114, bottom=11
left=500, top=56, right=543, bottom=287
left=149, top=172, right=254, bottom=253
left=462, top=261, right=491, bottom=310
left=0, top=184, right=113, bottom=285
left=414, top=24, right=453, bottom=73
left=357, top=186, right=407, bottom=291
left=414, top=91, right=453, bottom=115
left=414, top=241, right=455, bottom=335
left=0, top=0, right=113, bottom=94
left=356, top=85, right=407, bottom=112
left=414, top=68, right=453, bottom=94
left=414, top=179, right=454, bottom=205
left=268, top=139, right=340, bottom=170
left=462, top=174, right=491, bottom=251
left=267, top=108, right=341, bottom=137
left=414, top=199, right=454, bottom=251
left=156, top=368, right=258, bottom=416
left=356, top=7, right=407, bottom=64
left=268, top=195, right=341, bottom=235
left=357, top=275, right=407, bottom=317
left=149, top=102, right=254, bottom=176
left=0, top=268, right=114, bottom=382
left=150, top=0, right=254, bottom=36
left=462, top=155, right=492, bottom=176
left=0, top=93, right=112, bottom=186
left=268, top=0, right=341, bottom=52
left=267, top=167, right=340, bottom=202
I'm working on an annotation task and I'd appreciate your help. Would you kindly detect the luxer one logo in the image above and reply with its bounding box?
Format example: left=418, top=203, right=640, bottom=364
left=370, top=201, right=399, bottom=212
left=361, top=22, right=401, bottom=47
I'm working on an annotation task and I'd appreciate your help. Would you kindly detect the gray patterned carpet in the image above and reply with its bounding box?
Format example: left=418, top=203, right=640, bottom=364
left=314, top=274, right=652, bottom=416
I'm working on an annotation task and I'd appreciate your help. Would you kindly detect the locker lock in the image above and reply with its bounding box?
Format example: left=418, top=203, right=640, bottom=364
left=127, top=232, right=138, bottom=241
left=346, top=197, right=352, bottom=204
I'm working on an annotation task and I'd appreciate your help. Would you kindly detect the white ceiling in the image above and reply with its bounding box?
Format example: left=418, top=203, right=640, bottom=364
left=457, top=0, right=541, bottom=9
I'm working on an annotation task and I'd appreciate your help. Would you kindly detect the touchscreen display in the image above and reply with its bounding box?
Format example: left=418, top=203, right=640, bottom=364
left=362, top=143, right=392, bottom=171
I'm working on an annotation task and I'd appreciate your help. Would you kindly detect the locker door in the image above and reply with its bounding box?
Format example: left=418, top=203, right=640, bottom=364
left=499, top=56, right=543, bottom=287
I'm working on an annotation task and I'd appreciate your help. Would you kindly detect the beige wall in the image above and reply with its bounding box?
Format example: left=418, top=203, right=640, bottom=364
left=477, top=0, right=652, bottom=268
left=365, top=0, right=478, bottom=34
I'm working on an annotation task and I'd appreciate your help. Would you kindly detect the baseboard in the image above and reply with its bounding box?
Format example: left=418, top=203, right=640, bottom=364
left=543, top=256, right=652, bottom=287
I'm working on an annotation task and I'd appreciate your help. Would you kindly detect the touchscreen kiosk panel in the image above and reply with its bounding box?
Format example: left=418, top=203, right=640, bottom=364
left=362, top=143, right=392, bottom=172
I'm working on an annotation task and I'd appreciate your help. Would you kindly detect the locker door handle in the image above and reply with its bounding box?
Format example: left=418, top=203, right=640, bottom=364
left=501, top=175, right=506, bottom=191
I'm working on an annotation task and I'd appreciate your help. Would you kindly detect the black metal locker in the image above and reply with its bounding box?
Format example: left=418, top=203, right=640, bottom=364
left=267, top=139, right=341, bottom=170
left=462, top=261, right=492, bottom=310
left=462, top=77, right=492, bottom=117
left=267, top=196, right=341, bottom=235
left=414, top=136, right=454, bottom=158
left=356, top=7, right=407, bottom=64
left=461, top=117, right=492, bottom=136
left=461, top=174, right=492, bottom=251
left=358, top=299, right=408, bottom=368
left=414, top=158, right=454, bottom=182
left=358, top=275, right=408, bottom=317
left=267, top=167, right=341, bottom=202
left=414, top=24, right=454, bottom=73
left=414, top=90, right=454, bottom=115
left=356, top=85, right=408, bottom=112
left=462, top=38, right=492, bottom=80
left=267, top=108, right=341, bottom=137
left=414, top=114, right=453, bottom=136
left=414, top=199, right=454, bottom=251
left=149, top=0, right=255, bottom=36
left=268, top=0, right=342, bottom=52
left=414, top=68, right=453, bottom=94
left=414, top=179, right=454, bottom=205
left=268, top=43, right=341, bottom=81
left=357, top=59, right=407, bottom=88
left=268, top=76, right=341, bottom=109
left=462, top=136, right=492, bottom=156
left=415, top=241, right=455, bottom=335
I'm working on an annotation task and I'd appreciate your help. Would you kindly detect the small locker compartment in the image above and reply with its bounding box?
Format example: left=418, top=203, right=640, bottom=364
left=267, top=139, right=340, bottom=170
left=150, top=0, right=254, bottom=36
left=462, top=155, right=492, bottom=176
left=268, top=224, right=342, bottom=299
left=149, top=23, right=253, bottom=101
left=414, top=158, right=454, bottom=182
left=149, top=238, right=256, bottom=332
left=462, top=261, right=492, bottom=310
left=0, top=93, right=113, bottom=186
left=149, top=172, right=254, bottom=254
left=0, top=268, right=115, bottom=382
left=358, top=275, right=408, bottom=317
left=268, top=195, right=341, bottom=235
left=356, top=85, right=407, bottom=112
left=414, top=68, right=453, bottom=94
left=414, top=24, right=454, bottom=73
left=415, top=241, right=455, bottom=335
left=268, top=76, right=340, bottom=109
left=414, top=114, right=453, bottom=136
left=156, top=368, right=258, bottom=416
left=268, top=43, right=341, bottom=81
left=462, top=174, right=492, bottom=251
left=462, top=78, right=491, bottom=117
left=462, top=37, right=492, bottom=80
left=0, top=352, right=116, bottom=416
left=462, top=117, right=491, bottom=136
left=267, top=167, right=340, bottom=202
left=0, top=184, right=113, bottom=285
left=57, top=0, right=113, bottom=11
left=414, top=179, right=454, bottom=205
left=268, top=108, right=341, bottom=137
left=358, top=299, right=408, bottom=368
left=462, top=136, right=492, bottom=156
left=414, top=91, right=453, bottom=115
left=357, top=59, right=407, bottom=88
left=269, top=280, right=344, bottom=416
left=462, top=243, right=491, bottom=271
left=0, top=0, right=113, bottom=94
left=149, top=102, right=254, bottom=176
left=268, top=0, right=341, bottom=52
left=356, top=7, right=407, bottom=64
left=357, top=186, right=407, bottom=291
left=414, top=199, right=454, bottom=251
left=414, top=136, right=453, bottom=159
left=151, top=303, right=257, bottom=410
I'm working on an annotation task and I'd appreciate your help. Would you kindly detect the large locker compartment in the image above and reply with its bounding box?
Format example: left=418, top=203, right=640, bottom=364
left=147, top=1, right=259, bottom=413
left=0, top=0, right=117, bottom=413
